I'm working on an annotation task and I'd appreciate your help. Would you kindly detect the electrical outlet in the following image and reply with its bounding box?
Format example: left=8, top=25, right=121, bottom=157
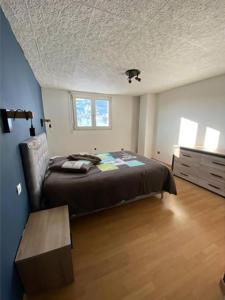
left=16, top=183, right=22, bottom=195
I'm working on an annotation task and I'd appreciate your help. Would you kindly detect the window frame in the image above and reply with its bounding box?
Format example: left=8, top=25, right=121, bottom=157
left=72, top=93, right=112, bottom=130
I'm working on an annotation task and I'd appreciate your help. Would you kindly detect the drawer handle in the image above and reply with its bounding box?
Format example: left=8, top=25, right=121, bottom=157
left=210, top=173, right=223, bottom=179
left=212, top=161, right=225, bottom=167
left=181, top=163, right=190, bottom=167
left=182, top=154, right=191, bottom=158
left=208, top=183, right=220, bottom=190
left=180, top=172, right=189, bottom=177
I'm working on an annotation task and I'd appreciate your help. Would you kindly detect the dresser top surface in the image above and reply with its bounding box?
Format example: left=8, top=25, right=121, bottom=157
left=16, top=205, right=71, bottom=262
left=174, top=145, right=225, bottom=158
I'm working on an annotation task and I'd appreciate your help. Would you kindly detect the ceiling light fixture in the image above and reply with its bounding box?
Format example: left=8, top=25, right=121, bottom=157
left=125, top=69, right=141, bottom=84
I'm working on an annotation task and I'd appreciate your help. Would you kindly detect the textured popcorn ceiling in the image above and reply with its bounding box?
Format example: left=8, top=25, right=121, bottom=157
left=1, top=0, right=225, bottom=95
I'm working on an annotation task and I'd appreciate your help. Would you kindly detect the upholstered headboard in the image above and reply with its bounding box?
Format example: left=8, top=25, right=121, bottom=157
left=20, top=133, right=49, bottom=211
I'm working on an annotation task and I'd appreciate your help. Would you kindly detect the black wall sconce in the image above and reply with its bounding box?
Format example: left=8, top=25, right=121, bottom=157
left=0, top=109, right=36, bottom=136
left=40, top=118, right=52, bottom=128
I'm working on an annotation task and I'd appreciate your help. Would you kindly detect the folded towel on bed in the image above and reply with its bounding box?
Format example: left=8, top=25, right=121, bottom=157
left=67, top=154, right=101, bottom=165
left=49, top=158, right=93, bottom=173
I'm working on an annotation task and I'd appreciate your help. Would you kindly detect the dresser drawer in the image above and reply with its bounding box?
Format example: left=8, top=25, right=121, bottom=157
left=198, top=178, right=225, bottom=196
left=173, top=158, right=198, bottom=177
left=201, top=154, right=225, bottom=171
left=199, top=166, right=225, bottom=184
left=174, top=169, right=198, bottom=184
left=179, top=149, right=201, bottom=164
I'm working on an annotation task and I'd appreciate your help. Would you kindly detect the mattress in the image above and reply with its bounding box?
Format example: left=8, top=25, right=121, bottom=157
left=42, top=151, right=177, bottom=215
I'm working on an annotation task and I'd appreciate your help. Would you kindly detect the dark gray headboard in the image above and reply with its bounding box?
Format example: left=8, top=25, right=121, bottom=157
left=20, top=133, right=49, bottom=211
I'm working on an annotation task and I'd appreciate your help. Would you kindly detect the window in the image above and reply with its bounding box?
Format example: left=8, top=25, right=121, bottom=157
left=75, top=98, right=92, bottom=127
left=73, top=94, right=111, bottom=129
left=95, top=99, right=110, bottom=127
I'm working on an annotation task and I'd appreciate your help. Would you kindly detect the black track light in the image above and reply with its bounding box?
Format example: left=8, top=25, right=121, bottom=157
left=125, top=69, right=141, bottom=84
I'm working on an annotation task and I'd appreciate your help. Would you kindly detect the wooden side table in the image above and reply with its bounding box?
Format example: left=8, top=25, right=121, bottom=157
left=15, top=205, right=74, bottom=293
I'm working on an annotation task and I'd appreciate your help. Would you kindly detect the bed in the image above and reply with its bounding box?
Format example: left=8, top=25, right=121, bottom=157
left=20, top=133, right=177, bottom=215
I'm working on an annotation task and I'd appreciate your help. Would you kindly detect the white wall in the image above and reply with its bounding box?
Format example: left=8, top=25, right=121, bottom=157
left=41, top=88, right=139, bottom=156
left=138, top=94, right=156, bottom=158
left=154, top=75, right=225, bottom=165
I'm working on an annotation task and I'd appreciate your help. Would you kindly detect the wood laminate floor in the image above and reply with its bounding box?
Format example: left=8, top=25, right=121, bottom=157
left=26, top=178, right=225, bottom=300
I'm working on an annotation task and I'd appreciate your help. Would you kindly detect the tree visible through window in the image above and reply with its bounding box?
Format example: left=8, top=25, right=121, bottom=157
left=95, top=99, right=109, bottom=127
left=75, top=98, right=92, bottom=127
left=73, top=95, right=111, bottom=129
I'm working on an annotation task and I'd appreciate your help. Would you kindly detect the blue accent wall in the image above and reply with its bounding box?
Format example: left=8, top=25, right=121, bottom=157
left=0, top=9, right=45, bottom=300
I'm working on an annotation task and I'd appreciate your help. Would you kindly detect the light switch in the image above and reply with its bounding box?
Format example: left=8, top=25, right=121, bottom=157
left=16, top=183, right=22, bottom=195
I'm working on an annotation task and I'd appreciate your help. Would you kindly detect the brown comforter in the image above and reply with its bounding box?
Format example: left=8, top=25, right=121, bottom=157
left=42, top=152, right=177, bottom=215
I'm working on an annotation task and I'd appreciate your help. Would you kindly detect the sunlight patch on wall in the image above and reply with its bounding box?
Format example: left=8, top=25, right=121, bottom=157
left=204, top=127, right=220, bottom=150
left=178, top=117, right=198, bottom=147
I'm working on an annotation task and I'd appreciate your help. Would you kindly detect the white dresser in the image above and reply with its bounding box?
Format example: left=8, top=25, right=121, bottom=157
left=172, top=146, right=225, bottom=197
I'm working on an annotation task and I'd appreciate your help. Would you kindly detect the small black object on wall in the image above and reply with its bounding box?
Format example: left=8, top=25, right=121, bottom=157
left=40, top=118, right=52, bottom=128
left=29, top=118, right=36, bottom=136
left=0, top=109, right=36, bottom=136
left=0, top=109, right=11, bottom=132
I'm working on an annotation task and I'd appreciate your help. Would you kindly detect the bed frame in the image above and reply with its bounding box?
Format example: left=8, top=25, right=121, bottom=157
left=20, top=133, right=163, bottom=213
left=20, top=133, right=49, bottom=211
